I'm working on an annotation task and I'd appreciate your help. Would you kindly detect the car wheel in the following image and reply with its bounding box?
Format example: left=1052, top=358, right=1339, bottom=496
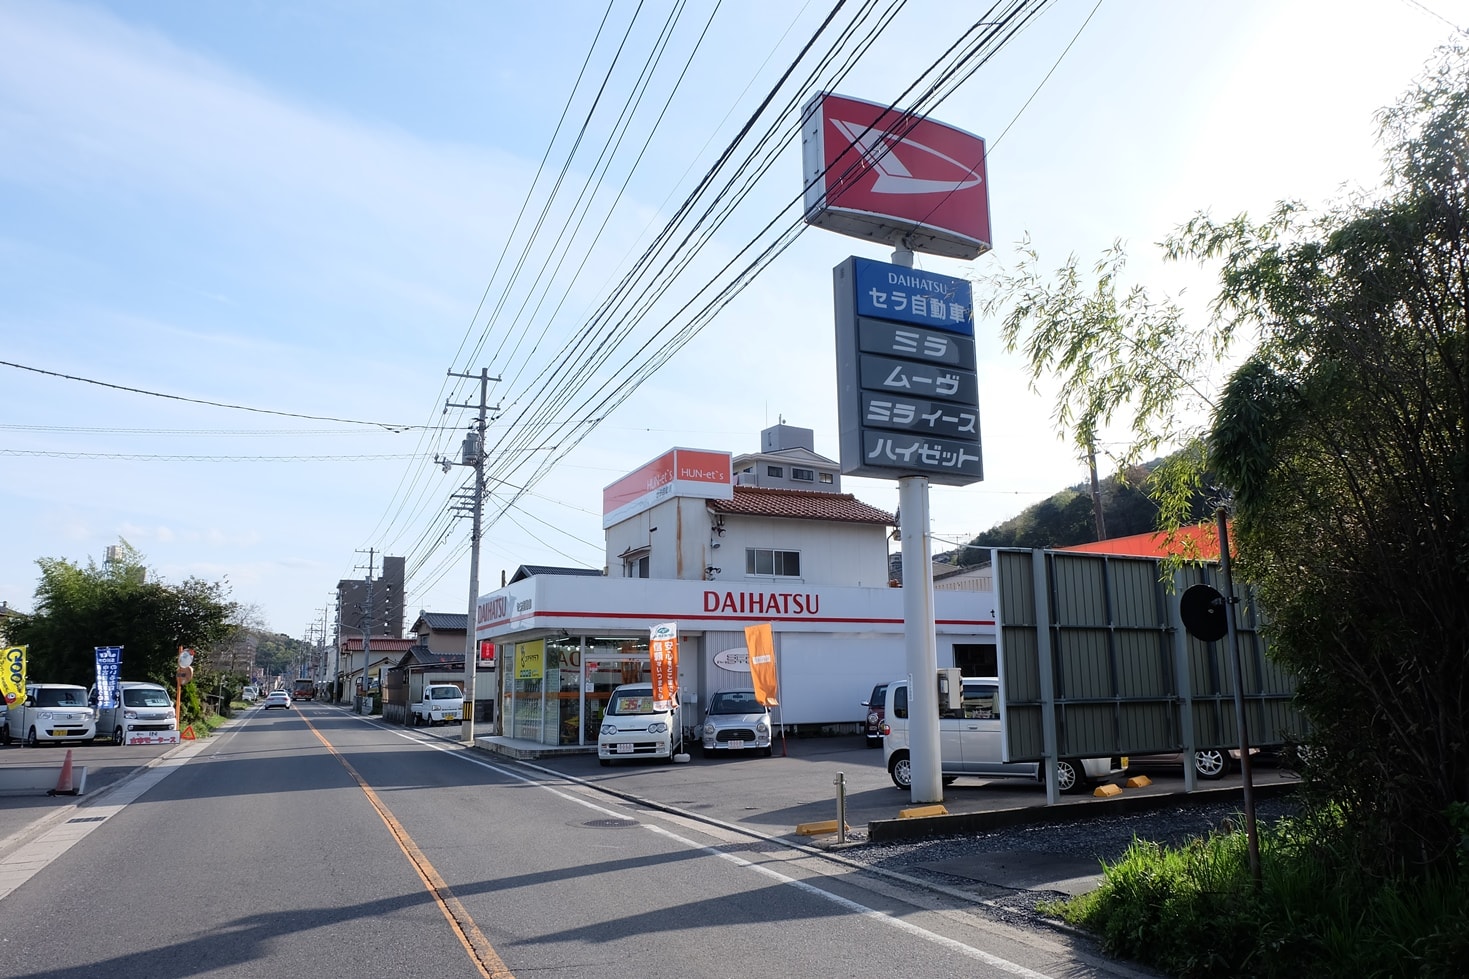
left=865, top=734, right=882, bottom=749
left=0, top=723, right=9, bottom=746
left=1194, top=749, right=1230, bottom=780
left=1056, top=759, right=1084, bottom=794
left=26, top=726, right=39, bottom=748
left=761, top=746, right=773, bottom=758
left=113, top=726, right=125, bottom=746
left=888, top=750, right=912, bottom=789
left=942, top=775, right=957, bottom=786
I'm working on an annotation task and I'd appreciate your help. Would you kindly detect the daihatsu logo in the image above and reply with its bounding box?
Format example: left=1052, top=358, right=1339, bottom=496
left=828, top=117, right=983, bottom=196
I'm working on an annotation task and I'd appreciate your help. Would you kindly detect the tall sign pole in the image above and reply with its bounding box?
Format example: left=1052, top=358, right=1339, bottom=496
left=444, top=369, right=500, bottom=745
left=807, top=91, right=989, bottom=806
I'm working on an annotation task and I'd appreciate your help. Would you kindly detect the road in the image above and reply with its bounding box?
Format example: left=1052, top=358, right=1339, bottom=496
left=0, top=703, right=1160, bottom=979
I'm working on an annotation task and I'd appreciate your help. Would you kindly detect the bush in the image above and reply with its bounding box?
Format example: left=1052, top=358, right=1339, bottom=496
left=1055, top=807, right=1469, bottom=977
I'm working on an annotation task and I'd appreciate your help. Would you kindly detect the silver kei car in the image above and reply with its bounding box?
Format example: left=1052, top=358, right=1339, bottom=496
left=699, top=688, right=772, bottom=757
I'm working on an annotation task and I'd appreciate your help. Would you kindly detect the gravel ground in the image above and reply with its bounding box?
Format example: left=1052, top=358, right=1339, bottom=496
left=836, top=794, right=1301, bottom=919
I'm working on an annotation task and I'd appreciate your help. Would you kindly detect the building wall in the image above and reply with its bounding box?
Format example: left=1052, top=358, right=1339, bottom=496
left=605, top=497, right=889, bottom=588
left=717, top=514, right=889, bottom=588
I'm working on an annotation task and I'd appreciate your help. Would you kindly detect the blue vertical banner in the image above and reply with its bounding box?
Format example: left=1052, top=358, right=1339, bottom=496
left=94, top=646, right=123, bottom=709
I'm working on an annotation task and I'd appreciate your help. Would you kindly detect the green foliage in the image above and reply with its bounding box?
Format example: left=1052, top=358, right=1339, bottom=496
left=1057, top=809, right=1469, bottom=978
left=984, top=40, right=1469, bottom=885
left=6, top=539, right=239, bottom=687
left=178, top=681, right=203, bottom=725
left=1176, top=44, right=1469, bottom=878
left=954, top=459, right=1210, bottom=561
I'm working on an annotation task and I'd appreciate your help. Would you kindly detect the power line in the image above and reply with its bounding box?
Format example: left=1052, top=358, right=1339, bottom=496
left=0, top=359, right=419, bottom=430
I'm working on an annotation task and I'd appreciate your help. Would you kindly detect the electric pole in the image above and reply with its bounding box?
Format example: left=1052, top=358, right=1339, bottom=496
left=441, top=368, right=499, bottom=745
left=355, top=547, right=376, bottom=714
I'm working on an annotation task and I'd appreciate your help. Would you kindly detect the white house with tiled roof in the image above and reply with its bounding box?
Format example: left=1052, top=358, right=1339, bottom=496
left=475, top=426, right=997, bottom=749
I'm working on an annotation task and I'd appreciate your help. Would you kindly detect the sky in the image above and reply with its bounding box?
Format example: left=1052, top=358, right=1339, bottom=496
left=2, top=0, right=1463, bottom=641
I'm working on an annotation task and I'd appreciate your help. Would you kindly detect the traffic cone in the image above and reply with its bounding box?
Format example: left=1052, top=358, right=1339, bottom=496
left=48, top=748, right=78, bottom=796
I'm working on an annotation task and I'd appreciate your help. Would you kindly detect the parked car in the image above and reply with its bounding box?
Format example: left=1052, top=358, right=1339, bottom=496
left=262, top=690, right=292, bottom=710
left=598, top=682, right=681, bottom=765
left=91, top=681, right=180, bottom=745
left=881, top=677, right=1125, bottom=793
left=1127, top=747, right=1259, bottom=781
left=241, top=685, right=260, bottom=703
left=861, top=682, right=888, bottom=748
left=3, top=683, right=97, bottom=747
left=699, top=689, right=772, bottom=756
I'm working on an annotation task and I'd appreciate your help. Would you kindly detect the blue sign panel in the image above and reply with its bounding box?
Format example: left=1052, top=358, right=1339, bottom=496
left=851, top=256, right=973, bottom=334
left=834, top=256, right=983, bottom=485
left=94, top=645, right=122, bottom=709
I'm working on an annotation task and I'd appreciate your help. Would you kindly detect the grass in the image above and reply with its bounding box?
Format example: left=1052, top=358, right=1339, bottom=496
left=1044, top=809, right=1469, bottom=977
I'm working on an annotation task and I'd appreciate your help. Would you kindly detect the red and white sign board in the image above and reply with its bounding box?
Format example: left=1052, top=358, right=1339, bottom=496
left=801, top=92, right=991, bottom=260
left=602, top=447, right=732, bottom=528
left=127, top=731, right=182, bottom=746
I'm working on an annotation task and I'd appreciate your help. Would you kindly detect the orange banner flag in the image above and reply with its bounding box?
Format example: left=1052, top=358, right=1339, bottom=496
left=744, top=623, right=778, bottom=706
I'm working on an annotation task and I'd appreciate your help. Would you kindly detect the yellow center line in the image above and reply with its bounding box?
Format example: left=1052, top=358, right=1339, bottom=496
left=303, top=714, right=514, bottom=979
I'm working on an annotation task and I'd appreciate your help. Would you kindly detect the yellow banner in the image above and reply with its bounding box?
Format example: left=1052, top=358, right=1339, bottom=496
left=744, top=624, right=778, bottom=706
left=515, top=639, right=545, bottom=680
left=1, top=645, right=26, bottom=708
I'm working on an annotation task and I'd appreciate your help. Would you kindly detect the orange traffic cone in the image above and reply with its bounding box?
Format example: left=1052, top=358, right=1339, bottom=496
left=48, top=748, right=78, bottom=796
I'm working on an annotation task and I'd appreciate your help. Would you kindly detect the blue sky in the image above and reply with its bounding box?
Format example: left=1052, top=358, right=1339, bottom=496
left=1, top=0, right=1461, bottom=640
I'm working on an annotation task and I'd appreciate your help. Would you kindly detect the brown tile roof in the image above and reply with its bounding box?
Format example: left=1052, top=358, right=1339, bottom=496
left=708, top=486, right=894, bottom=525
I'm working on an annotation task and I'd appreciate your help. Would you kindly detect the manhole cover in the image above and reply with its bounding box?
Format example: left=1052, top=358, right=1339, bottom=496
left=584, top=818, right=639, bottom=828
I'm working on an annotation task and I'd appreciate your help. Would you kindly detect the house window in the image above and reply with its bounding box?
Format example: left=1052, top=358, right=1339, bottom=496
left=792, top=467, right=814, bottom=482
left=819, top=472, right=834, bottom=484
left=767, top=465, right=784, bottom=478
left=624, top=552, right=650, bottom=578
left=746, top=548, right=800, bottom=577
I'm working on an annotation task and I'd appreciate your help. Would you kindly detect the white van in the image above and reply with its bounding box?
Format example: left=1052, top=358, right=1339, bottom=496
left=881, top=677, right=1124, bottom=794
left=4, top=683, right=96, bottom=746
left=598, top=682, right=681, bottom=765
left=93, top=681, right=180, bottom=745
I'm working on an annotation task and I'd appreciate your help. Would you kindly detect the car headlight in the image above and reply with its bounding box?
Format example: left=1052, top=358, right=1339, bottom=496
left=600, top=723, right=618, bottom=736
left=124, top=710, right=139, bottom=719
left=648, top=722, right=668, bottom=734
left=703, top=722, right=715, bottom=737
left=756, top=720, right=770, bottom=735
left=38, top=711, right=54, bottom=720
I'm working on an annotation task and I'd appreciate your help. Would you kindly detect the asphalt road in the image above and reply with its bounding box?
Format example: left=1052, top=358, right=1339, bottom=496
left=0, top=703, right=1183, bottom=978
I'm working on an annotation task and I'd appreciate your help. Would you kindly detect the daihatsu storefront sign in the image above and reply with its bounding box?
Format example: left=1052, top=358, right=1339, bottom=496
left=476, top=575, right=994, bottom=642
left=801, top=92, right=990, bottom=260
left=602, top=448, right=733, bottom=528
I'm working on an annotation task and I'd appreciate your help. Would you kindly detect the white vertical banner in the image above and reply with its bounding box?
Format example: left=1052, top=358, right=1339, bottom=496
left=649, top=622, right=679, bottom=710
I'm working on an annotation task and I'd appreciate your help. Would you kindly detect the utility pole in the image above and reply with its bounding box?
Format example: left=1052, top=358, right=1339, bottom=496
left=355, top=548, right=376, bottom=715
left=1087, top=439, right=1108, bottom=541
left=441, top=368, right=499, bottom=745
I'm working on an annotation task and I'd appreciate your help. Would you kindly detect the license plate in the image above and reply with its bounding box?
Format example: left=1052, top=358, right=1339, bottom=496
left=443, top=713, right=459, bottom=721
left=727, top=740, right=745, bottom=749
left=616, top=743, right=634, bottom=754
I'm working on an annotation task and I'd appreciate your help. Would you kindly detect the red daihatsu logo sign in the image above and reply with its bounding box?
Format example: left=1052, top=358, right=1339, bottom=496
left=801, top=92, right=991, bottom=260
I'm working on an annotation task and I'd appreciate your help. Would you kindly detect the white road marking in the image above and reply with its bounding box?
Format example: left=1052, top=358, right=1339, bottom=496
left=411, top=734, right=1057, bottom=979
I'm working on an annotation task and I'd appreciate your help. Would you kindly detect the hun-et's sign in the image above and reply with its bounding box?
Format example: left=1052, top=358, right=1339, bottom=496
left=801, top=92, right=990, bottom=260
left=602, top=448, right=733, bottom=528
left=833, top=256, right=982, bottom=485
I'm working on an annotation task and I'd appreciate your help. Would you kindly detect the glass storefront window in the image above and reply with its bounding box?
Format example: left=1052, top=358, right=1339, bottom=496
left=498, top=633, right=695, bottom=746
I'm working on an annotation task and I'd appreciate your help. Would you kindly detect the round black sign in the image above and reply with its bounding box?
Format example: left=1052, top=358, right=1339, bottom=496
left=1180, top=583, right=1229, bottom=642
